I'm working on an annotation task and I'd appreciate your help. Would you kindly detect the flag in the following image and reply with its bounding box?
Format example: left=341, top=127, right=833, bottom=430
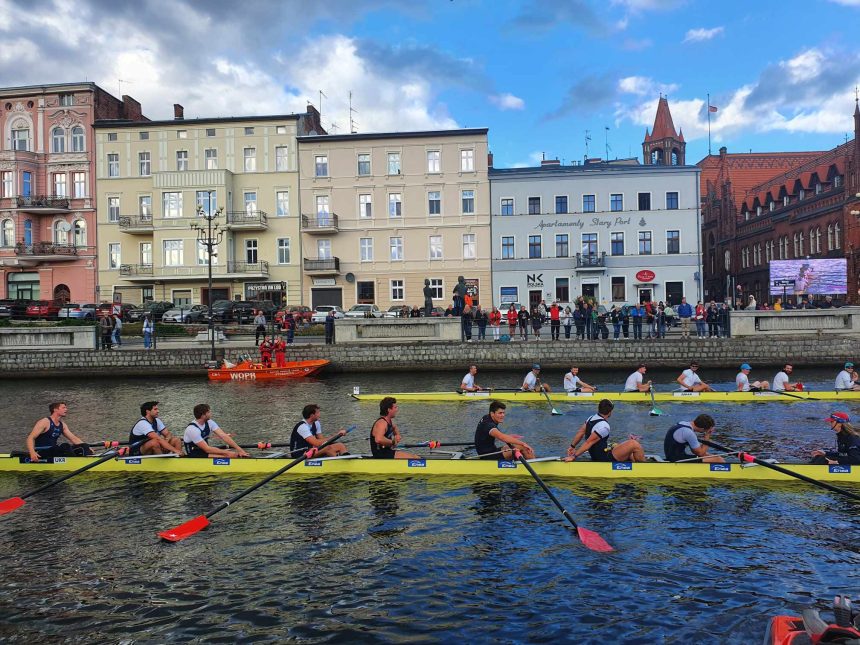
left=708, top=105, right=718, bottom=113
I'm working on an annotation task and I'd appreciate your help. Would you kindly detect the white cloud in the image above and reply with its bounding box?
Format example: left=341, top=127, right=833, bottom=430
left=490, top=93, right=525, bottom=111
left=618, top=76, right=679, bottom=97
left=611, top=0, right=685, bottom=11
left=828, top=0, right=860, bottom=6
left=682, top=26, right=724, bottom=43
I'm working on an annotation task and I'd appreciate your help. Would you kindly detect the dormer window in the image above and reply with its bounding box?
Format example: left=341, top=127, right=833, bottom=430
left=744, top=210, right=750, bottom=221
left=815, top=183, right=822, bottom=194
left=769, top=201, right=775, bottom=211
left=783, top=195, right=790, bottom=206
left=799, top=189, right=806, bottom=200
left=756, top=206, right=762, bottom=216
left=834, top=175, right=842, bottom=188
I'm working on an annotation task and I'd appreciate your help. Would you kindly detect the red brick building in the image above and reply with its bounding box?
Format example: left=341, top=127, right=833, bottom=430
left=699, top=101, right=860, bottom=304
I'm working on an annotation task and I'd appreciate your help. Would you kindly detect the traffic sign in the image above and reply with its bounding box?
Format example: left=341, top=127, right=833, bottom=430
left=772, top=279, right=794, bottom=287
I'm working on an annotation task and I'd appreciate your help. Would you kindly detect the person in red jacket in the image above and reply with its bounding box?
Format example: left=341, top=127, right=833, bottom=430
left=488, top=306, right=502, bottom=340
left=506, top=305, right=517, bottom=338
left=549, top=302, right=561, bottom=340
left=259, top=336, right=274, bottom=367
left=273, top=335, right=286, bottom=367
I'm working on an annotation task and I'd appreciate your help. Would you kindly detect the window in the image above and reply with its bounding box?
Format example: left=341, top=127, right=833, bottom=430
left=204, top=148, right=217, bottom=169
left=556, top=278, right=569, bottom=303
left=783, top=195, right=790, bottom=206
left=197, top=240, right=218, bottom=265
left=71, top=127, right=84, bottom=152
left=359, top=194, right=372, bottom=218
left=528, top=235, right=542, bottom=258
left=638, top=193, right=651, bottom=211
left=501, top=236, right=515, bottom=259
left=176, top=151, right=188, bottom=171
left=52, top=127, right=65, bottom=153
left=835, top=175, right=843, bottom=187
left=461, top=190, right=475, bottom=214
left=428, top=191, right=441, bottom=216
left=1, top=171, right=12, bottom=197
left=142, top=286, right=153, bottom=302
left=430, top=278, right=443, bottom=299
left=427, top=150, right=441, bottom=173
left=107, top=197, right=120, bottom=222
left=666, top=230, right=680, bottom=254
left=610, top=194, right=623, bottom=211
left=244, top=192, right=258, bottom=214
left=245, top=239, right=258, bottom=264
left=108, top=243, right=120, bottom=269
left=357, top=281, right=375, bottom=303
left=638, top=231, right=652, bottom=255
left=23, top=219, right=31, bottom=245
left=357, top=153, right=370, bottom=176
left=244, top=148, right=256, bottom=172
left=391, top=280, right=405, bottom=301
left=107, top=132, right=117, bottom=142
left=528, top=197, right=541, bottom=215
left=315, top=155, right=328, bottom=177
left=360, top=237, right=373, bottom=262
left=501, top=198, right=513, bottom=216
left=73, top=172, right=86, bottom=198
left=275, top=146, right=289, bottom=171
left=828, top=224, right=835, bottom=251
left=389, top=193, right=402, bottom=218
left=53, top=173, right=67, bottom=197
left=834, top=223, right=841, bottom=248
left=461, top=149, right=474, bottom=171
left=1, top=219, right=13, bottom=247
left=12, top=128, right=29, bottom=151
left=206, top=128, right=216, bottom=137
left=196, top=191, right=217, bottom=216
left=581, top=233, right=597, bottom=256
left=611, top=232, right=624, bottom=256
left=555, top=196, right=568, bottom=214
left=769, top=201, right=775, bottom=212
left=390, top=236, right=403, bottom=261
left=173, top=290, right=192, bottom=307
left=244, top=127, right=254, bottom=136
left=139, top=152, right=151, bottom=176
left=582, top=194, right=595, bottom=212
left=276, top=125, right=287, bottom=135
left=666, top=191, right=679, bottom=210
left=54, top=220, right=68, bottom=244
left=177, top=130, right=187, bottom=139
left=162, top=192, right=182, bottom=218
left=277, top=238, right=290, bottom=264
left=276, top=191, right=289, bottom=217
left=140, top=242, right=152, bottom=265
left=430, top=235, right=442, bottom=260
left=463, top=233, right=476, bottom=259
left=815, top=183, right=822, bottom=195
left=139, top=196, right=152, bottom=218
left=799, top=189, right=806, bottom=200
left=163, top=240, right=183, bottom=266
left=22, top=171, right=32, bottom=196
left=317, top=239, right=332, bottom=259
left=556, top=234, right=569, bottom=257
left=74, top=219, right=86, bottom=246
left=108, top=153, right=119, bottom=177
left=388, top=152, right=401, bottom=175
left=611, top=276, right=625, bottom=302
left=59, top=93, right=74, bottom=106
left=139, top=132, right=149, bottom=140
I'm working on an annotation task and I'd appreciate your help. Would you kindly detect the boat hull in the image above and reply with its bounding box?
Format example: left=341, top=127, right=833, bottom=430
left=208, top=359, right=329, bottom=381
left=351, top=390, right=860, bottom=403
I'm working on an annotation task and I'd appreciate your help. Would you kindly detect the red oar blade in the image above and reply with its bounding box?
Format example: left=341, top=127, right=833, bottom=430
left=158, top=515, right=209, bottom=542
left=577, top=526, right=615, bottom=553
left=0, top=497, right=25, bottom=516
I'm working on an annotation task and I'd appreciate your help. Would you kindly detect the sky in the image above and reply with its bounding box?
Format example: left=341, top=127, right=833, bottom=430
left=1, top=0, right=859, bottom=168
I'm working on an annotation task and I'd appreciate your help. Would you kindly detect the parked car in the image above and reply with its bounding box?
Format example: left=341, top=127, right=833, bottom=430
left=0, top=302, right=11, bottom=319
left=248, top=300, right=277, bottom=320
left=25, top=300, right=64, bottom=320
left=202, top=300, right=261, bottom=323
left=383, top=305, right=406, bottom=318
left=420, top=306, right=447, bottom=317
left=499, top=302, right=523, bottom=314
left=275, top=305, right=313, bottom=326
left=310, top=305, right=345, bottom=323
left=344, top=304, right=383, bottom=318
left=161, top=304, right=208, bottom=323
left=96, top=302, right=138, bottom=321
left=57, top=303, right=99, bottom=320
left=127, top=301, right=174, bottom=322
left=0, top=299, right=29, bottom=319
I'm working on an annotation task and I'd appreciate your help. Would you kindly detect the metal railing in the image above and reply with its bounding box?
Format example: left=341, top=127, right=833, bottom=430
left=575, top=252, right=606, bottom=268
left=303, top=257, right=340, bottom=272
left=119, top=264, right=154, bottom=276
left=226, top=260, right=269, bottom=275
left=16, top=195, right=70, bottom=209
left=226, top=210, right=268, bottom=226
left=301, top=213, right=339, bottom=230
left=118, top=262, right=269, bottom=277
left=15, top=242, right=78, bottom=256
left=118, top=214, right=153, bottom=229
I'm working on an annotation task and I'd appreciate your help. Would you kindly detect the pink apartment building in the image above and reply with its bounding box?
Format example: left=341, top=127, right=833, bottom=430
left=0, top=83, right=146, bottom=303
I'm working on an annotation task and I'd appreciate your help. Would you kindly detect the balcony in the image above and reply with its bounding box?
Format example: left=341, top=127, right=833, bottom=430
left=575, top=252, right=607, bottom=271
left=302, top=213, right=339, bottom=234
left=118, top=214, right=154, bottom=234
left=303, top=257, right=340, bottom=276
left=225, top=210, right=268, bottom=230
left=16, top=195, right=71, bottom=213
left=119, top=261, right=270, bottom=282
left=7, top=242, right=80, bottom=267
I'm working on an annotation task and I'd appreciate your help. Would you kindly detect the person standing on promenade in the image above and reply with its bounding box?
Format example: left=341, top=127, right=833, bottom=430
left=631, top=303, right=644, bottom=340
left=26, top=402, right=92, bottom=461
left=253, top=310, right=267, bottom=345
left=99, top=313, right=112, bottom=350
left=370, top=397, right=420, bottom=459
left=129, top=401, right=183, bottom=456
left=474, top=400, right=535, bottom=460
left=288, top=404, right=348, bottom=458
left=488, top=306, right=501, bottom=341
left=530, top=305, right=542, bottom=341
left=694, top=301, right=707, bottom=339
left=284, top=313, right=296, bottom=344
left=565, top=399, right=644, bottom=462
left=624, top=364, right=652, bottom=392
left=549, top=301, right=561, bottom=340
left=677, top=297, right=693, bottom=339
left=676, top=362, right=713, bottom=392
left=835, top=362, right=860, bottom=391
left=475, top=305, right=487, bottom=341
left=517, top=305, right=530, bottom=341
left=112, top=314, right=123, bottom=348
left=143, top=313, right=154, bottom=349
left=506, top=305, right=518, bottom=339
left=183, top=404, right=249, bottom=459
left=562, top=305, right=573, bottom=339
left=324, top=309, right=336, bottom=345
left=736, top=364, right=769, bottom=392
left=663, top=414, right=725, bottom=463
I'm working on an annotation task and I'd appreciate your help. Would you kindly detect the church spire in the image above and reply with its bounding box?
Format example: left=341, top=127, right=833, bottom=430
left=643, top=97, right=686, bottom=165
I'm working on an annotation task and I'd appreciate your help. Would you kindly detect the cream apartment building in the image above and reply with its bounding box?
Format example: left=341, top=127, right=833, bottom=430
left=296, top=129, right=491, bottom=311
left=95, top=106, right=323, bottom=308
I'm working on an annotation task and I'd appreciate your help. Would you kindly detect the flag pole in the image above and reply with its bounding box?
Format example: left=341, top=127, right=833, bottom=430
left=707, top=93, right=712, bottom=155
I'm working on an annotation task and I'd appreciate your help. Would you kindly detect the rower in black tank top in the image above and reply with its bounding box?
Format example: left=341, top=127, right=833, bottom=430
left=370, top=417, right=395, bottom=459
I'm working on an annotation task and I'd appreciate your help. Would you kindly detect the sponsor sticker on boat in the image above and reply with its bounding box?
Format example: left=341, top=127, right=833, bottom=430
left=612, top=462, right=633, bottom=470
left=125, top=458, right=142, bottom=465
left=567, top=392, right=594, bottom=398
left=305, top=460, right=323, bottom=467
left=408, top=459, right=427, bottom=468
left=673, top=392, right=700, bottom=398
left=213, top=458, right=231, bottom=466
left=53, top=457, right=66, bottom=464
left=229, top=373, right=256, bottom=381
left=829, top=465, right=851, bottom=474
left=497, top=460, right=517, bottom=469
left=464, top=392, right=490, bottom=397
left=710, top=463, right=732, bottom=472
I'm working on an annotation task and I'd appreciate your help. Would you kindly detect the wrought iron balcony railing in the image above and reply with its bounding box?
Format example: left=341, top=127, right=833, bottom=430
left=16, top=195, right=71, bottom=209
left=303, top=257, right=340, bottom=272
left=575, top=252, right=606, bottom=268
left=15, top=242, right=78, bottom=256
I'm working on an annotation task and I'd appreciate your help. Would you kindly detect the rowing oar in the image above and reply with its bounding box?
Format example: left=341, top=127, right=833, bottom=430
left=0, top=439, right=146, bottom=516
left=158, top=426, right=355, bottom=542
left=702, top=439, right=860, bottom=502
left=764, top=389, right=821, bottom=402
left=398, top=441, right=474, bottom=449
left=536, top=378, right=562, bottom=416
left=513, top=449, right=614, bottom=552
left=648, top=386, right=663, bottom=417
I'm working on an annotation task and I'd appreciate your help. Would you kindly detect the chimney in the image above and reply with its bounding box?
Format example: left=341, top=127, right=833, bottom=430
left=487, top=152, right=494, bottom=168
left=174, top=104, right=184, bottom=120
left=719, top=146, right=727, bottom=159
left=121, top=95, right=143, bottom=121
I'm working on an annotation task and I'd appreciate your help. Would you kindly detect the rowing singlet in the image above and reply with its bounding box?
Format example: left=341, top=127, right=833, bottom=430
left=290, top=420, right=321, bottom=453
left=664, top=422, right=696, bottom=462
left=583, top=414, right=612, bottom=462
left=474, top=414, right=499, bottom=457
left=129, top=416, right=160, bottom=455
left=370, top=417, right=395, bottom=459
left=183, top=421, right=211, bottom=457
left=35, top=417, right=65, bottom=450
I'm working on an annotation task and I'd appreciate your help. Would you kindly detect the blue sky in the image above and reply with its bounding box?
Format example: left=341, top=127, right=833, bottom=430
left=2, top=0, right=859, bottom=167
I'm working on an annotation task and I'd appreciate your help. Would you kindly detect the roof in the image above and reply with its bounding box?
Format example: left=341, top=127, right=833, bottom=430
left=94, top=114, right=305, bottom=128
left=0, top=82, right=102, bottom=97
left=489, top=162, right=698, bottom=179
left=296, top=128, right=488, bottom=143
left=645, top=97, right=684, bottom=143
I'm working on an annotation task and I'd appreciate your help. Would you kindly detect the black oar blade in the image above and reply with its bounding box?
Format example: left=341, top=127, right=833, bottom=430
left=576, top=526, right=615, bottom=553
left=158, top=515, right=209, bottom=542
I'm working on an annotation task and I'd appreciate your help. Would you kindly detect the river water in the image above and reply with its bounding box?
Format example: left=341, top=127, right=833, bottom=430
left=1, top=367, right=859, bottom=643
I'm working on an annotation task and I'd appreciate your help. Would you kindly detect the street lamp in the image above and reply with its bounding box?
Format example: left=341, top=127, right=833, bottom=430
left=191, top=201, right=225, bottom=360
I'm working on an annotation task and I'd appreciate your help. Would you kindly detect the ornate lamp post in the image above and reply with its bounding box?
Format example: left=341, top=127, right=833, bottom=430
left=191, top=199, right=225, bottom=360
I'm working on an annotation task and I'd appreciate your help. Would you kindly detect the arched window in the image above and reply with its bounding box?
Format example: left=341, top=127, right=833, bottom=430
left=1, top=219, right=13, bottom=247
left=828, top=224, right=834, bottom=251
left=54, top=220, right=68, bottom=244
left=73, top=219, right=86, bottom=247
left=71, top=126, right=85, bottom=152
left=52, top=127, right=65, bottom=153
left=834, top=223, right=841, bottom=248
left=799, top=231, right=804, bottom=256
left=724, top=250, right=731, bottom=271
left=671, top=150, right=679, bottom=165
left=815, top=227, right=822, bottom=254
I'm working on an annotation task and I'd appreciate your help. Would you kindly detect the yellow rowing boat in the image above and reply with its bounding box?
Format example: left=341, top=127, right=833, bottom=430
left=350, top=390, right=860, bottom=403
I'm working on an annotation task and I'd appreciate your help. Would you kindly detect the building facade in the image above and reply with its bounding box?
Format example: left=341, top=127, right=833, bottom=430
left=94, top=106, right=323, bottom=307
left=296, top=130, right=491, bottom=310
left=0, top=83, right=145, bottom=302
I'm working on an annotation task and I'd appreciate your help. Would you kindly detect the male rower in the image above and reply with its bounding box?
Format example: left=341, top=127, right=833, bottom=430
left=773, top=363, right=801, bottom=392
left=522, top=363, right=551, bottom=392
left=736, top=363, right=769, bottom=392
left=26, top=401, right=92, bottom=462
left=564, top=399, right=644, bottom=462
left=563, top=366, right=596, bottom=393
left=835, top=362, right=860, bottom=391
left=370, top=397, right=420, bottom=459
left=183, top=404, right=250, bottom=458
left=129, top=401, right=183, bottom=456
left=474, top=400, right=536, bottom=460
left=290, top=404, right=349, bottom=457
left=460, top=365, right=484, bottom=392
left=663, top=414, right=725, bottom=463
left=676, top=361, right=713, bottom=392
left=624, top=363, right=652, bottom=392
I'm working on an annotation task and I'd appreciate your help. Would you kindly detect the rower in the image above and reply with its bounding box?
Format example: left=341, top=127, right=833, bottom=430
left=663, top=414, right=725, bottom=463
left=129, top=401, right=183, bottom=456
left=811, top=412, right=860, bottom=465
left=773, top=363, right=801, bottom=392
left=623, top=363, right=652, bottom=392
left=563, top=366, right=596, bottom=393
left=460, top=365, right=484, bottom=392
left=522, top=363, right=551, bottom=392
left=736, top=363, right=769, bottom=392
left=835, top=362, right=860, bottom=391
left=26, top=402, right=92, bottom=462
left=564, top=399, right=644, bottom=462
left=370, top=397, right=420, bottom=459
left=289, top=404, right=349, bottom=457
left=676, top=361, right=713, bottom=392
left=474, top=400, right=536, bottom=460
left=183, top=404, right=250, bottom=458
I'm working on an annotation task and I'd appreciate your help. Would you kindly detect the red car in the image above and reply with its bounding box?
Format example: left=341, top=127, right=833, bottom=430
left=275, top=306, right=313, bottom=326
left=25, top=300, right=64, bottom=320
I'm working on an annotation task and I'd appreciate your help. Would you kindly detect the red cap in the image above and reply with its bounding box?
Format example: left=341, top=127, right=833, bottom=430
left=825, top=412, right=850, bottom=423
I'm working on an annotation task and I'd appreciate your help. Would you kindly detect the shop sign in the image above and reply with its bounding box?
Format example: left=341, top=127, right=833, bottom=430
left=635, top=270, right=656, bottom=282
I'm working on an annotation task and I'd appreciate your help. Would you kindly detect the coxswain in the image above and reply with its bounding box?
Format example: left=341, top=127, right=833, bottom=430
left=563, top=366, right=596, bottom=393
left=460, top=365, right=484, bottom=392
left=289, top=404, right=349, bottom=457
left=564, top=399, right=644, bottom=462
left=663, top=414, right=724, bottom=463
left=522, top=363, right=550, bottom=392
left=183, top=404, right=250, bottom=458
left=129, top=401, right=183, bottom=456
left=474, top=400, right=535, bottom=459
left=811, top=412, right=860, bottom=465
left=835, top=362, right=860, bottom=391
left=624, top=363, right=652, bottom=392
left=26, top=402, right=92, bottom=462
left=772, top=363, right=801, bottom=392
left=370, top=397, right=420, bottom=459
left=676, top=361, right=713, bottom=392
left=259, top=336, right=274, bottom=367
left=273, top=334, right=286, bottom=368
left=736, top=363, right=769, bottom=391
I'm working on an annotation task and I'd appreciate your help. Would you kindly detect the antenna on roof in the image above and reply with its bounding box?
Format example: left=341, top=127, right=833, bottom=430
left=604, top=126, right=611, bottom=160
left=349, top=91, right=358, bottom=134
left=319, top=90, right=327, bottom=122
left=117, top=79, right=133, bottom=97
left=585, top=130, right=591, bottom=158
left=329, top=122, right=339, bottom=134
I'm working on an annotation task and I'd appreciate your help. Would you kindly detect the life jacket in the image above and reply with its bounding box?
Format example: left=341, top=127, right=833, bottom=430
left=290, top=420, right=320, bottom=454
left=370, top=417, right=395, bottom=458
left=184, top=420, right=212, bottom=457
left=35, top=417, right=65, bottom=450
left=584, top=415, right=612, bottom=462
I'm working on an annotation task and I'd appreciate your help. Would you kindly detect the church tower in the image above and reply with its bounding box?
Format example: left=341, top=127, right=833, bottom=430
left=643, top=97, right=686, bottom=165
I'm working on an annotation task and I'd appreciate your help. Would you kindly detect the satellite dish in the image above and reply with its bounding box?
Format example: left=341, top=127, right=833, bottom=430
left=58, top=221, right=72, bottom=232
left=345, top=273, right=355, bottom=283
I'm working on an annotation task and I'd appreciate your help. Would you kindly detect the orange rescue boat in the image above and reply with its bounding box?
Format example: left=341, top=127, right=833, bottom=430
left=208, top=358, right=329, bottom=382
